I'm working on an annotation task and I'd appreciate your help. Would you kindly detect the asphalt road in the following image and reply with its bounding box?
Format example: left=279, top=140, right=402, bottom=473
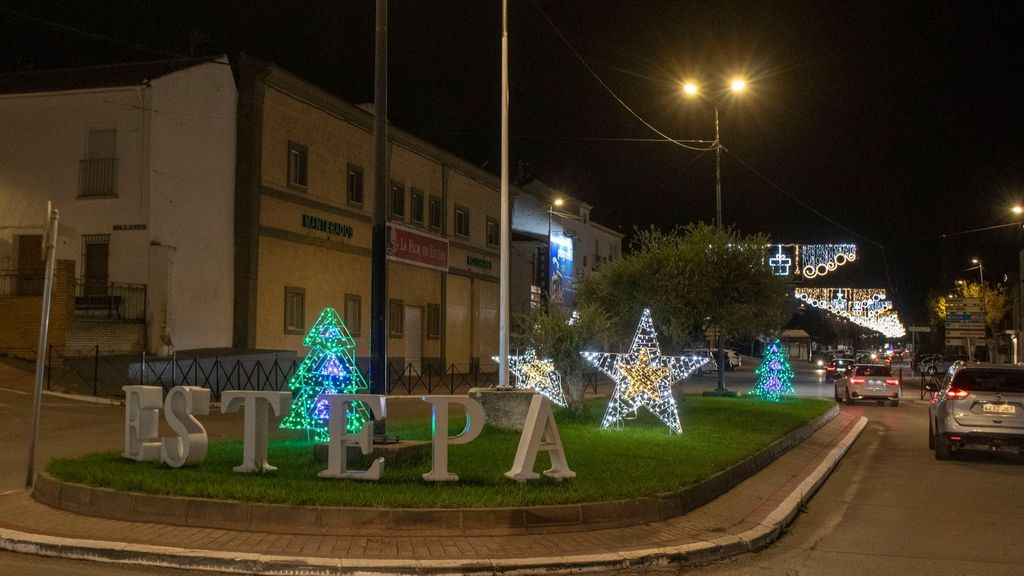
left=2, top=360, right=1023, bottom=575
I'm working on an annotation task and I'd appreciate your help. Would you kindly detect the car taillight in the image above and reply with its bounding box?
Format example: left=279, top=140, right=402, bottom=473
left=885, top=379, right=899, bottom=386
left=827, top=366, right=835, bottom=372
left=946, top=388, right=969, bottom=400
left=849, top=378, right=865, bottom=384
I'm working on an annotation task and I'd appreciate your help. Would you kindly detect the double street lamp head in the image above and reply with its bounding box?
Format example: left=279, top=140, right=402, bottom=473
left=680, top=76, right=749, bottom=98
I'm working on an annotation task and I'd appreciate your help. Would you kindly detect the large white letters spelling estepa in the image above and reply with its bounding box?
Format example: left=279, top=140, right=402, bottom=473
left=122, top=388, right=573, bottom=482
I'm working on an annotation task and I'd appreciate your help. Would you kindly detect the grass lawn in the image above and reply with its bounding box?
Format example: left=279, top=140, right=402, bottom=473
left=47, top=396, right=832, bottom=508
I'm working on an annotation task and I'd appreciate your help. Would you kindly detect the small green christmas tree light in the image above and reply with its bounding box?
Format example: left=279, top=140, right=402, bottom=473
left=279, top=307, right=371, bottom=442
left=749, top=339, right=796, bottom=402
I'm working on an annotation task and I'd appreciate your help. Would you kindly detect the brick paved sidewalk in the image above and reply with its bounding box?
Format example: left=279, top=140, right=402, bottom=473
left=0, top=411, right=864, bottom=574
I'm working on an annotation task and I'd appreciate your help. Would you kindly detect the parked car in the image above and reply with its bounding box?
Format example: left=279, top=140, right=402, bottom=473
left=927, top=363, right=1024, bottom=460
left=836, top=364, right=900, bottom=406
left=724, top=349, right=741, bottom=371
left=825, top=357, right=856, bottom=381
left=684, top=349, right=718, bottom=375
left=912, top=352, right=941, bottom=374
left=920, top=354, right=968, bottom=376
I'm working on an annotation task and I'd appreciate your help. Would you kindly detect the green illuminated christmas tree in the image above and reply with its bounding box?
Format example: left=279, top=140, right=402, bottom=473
left=279, top=307, right=371, bottom=442
left=749, top=339, right=796, bottom=402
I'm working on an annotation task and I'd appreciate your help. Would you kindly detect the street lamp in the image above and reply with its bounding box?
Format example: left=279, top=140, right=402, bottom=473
left=683, top=77, right=747, bottom=395
left=970, top=258, right=985, bottom=285
left=682, top=76, right=747, bottom=229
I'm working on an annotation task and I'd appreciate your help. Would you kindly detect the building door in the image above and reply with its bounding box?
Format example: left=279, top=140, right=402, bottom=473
left=404, top=306, right=423, bottom=374
left=82, top=235, right=110, bottom=296
left=16, top=234, right=43, bottom=296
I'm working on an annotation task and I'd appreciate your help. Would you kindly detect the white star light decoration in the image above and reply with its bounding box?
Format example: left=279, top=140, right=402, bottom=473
left=582, top=309, right=704, bottom=434
left=493, top=349, right=567, bottom=407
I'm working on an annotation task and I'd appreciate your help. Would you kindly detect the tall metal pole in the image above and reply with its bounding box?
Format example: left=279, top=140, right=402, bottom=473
left=370, top=0, right=389, bottom=401
left=714, top=106, right=722, bottom=230
left=26, top=207, right=59, bottom=488
left=713, top=106, right=729, bottom=393
left=498, top=0, right=511, bottom=388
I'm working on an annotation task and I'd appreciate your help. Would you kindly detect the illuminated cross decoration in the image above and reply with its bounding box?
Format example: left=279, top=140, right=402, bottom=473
left=494, top=348, right=567, bottom=407
left=768, top=245, right=792, bottom=276
left=582, top=309, right=703, bottom=434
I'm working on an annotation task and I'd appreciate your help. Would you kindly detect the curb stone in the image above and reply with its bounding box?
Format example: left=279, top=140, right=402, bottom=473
left=0, top=416, right=867, bottom=575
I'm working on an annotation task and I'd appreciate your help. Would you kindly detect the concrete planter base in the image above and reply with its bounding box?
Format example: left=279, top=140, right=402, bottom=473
left=33, top=406, right=838, bottom=537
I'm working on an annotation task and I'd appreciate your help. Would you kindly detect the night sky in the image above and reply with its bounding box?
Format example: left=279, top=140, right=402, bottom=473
left=3, top=1, right=1023, bottom=324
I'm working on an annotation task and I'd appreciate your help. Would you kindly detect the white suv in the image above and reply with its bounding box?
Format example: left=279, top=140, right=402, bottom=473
left=927, top=363, right=1024, bottom=460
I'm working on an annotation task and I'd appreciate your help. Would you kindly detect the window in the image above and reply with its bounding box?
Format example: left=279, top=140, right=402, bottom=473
left=79, top=129, right=118, bottom=197
left=288, top=142, right=308, bottom=190
left=428, top=196, right=443, bottom=231
left=389, top=299, right=404, bottom=337
left=454, top=205, right=470, bottom=238
left=486, top=217, right=499, bottom=247
left=410, top=188, right=424, bottom=225
left=81, top=234, right=110, bottom=296
left=284, top=287, right=305, bottom=334
left=347, top=165, right=364, bottom=206
left=427, top=303, right=441, bottom=339
left=344, top=293, right=362, bottom=336
left=390, top=182, right=405, bottom=219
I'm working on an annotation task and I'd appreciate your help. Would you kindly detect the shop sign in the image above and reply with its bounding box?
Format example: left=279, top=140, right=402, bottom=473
left=302, top=214, right=354, bottom=239
left=113, top=224, right=147, bottom=231
left=388, top=224, right=448, bottom=271
left=466, top=255, right=492, bottom=270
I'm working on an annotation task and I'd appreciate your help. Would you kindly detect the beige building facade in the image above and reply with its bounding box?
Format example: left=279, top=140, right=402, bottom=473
left=235, top=58, right=500, bottom=373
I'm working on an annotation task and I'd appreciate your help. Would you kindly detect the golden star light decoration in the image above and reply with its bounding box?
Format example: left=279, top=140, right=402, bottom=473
left=493, top=348, right=567, bottom=407
left=582, top=309, right=704, bottom=433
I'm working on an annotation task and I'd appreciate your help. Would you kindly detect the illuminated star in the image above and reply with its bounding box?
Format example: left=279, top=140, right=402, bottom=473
left=582, top=309, right=704, bottom=434
left=494, top=348, right=567, bottom=407
left=617, top=348, right=670, bottom=403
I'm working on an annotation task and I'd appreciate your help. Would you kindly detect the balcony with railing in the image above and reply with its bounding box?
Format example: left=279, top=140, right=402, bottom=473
left=0, top=269, right=44, bottom=297
left=78, top=158, right=118, bottom=197
left=75, top=278, right=146, bottom=320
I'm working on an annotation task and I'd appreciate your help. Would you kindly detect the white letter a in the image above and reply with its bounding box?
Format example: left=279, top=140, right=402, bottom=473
left=505, top=394, right=575, bottom=482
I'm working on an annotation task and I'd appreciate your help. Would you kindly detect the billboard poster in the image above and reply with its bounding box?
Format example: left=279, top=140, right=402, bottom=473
left=548, top=233, right=574, bottom=308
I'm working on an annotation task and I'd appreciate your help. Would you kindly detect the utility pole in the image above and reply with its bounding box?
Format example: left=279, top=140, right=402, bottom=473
left=497, top=0, right=510, bottom=387
left=26, top=206, right=59, bottom=488
left=370, top=0, right=389, bottom=412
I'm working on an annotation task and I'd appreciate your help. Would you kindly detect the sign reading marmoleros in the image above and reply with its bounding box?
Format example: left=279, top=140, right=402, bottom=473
left=388, top=224, right=448, bottom=271
left=466, top=255, right=493, bottom=270
left=302, top=214, right=354, bottom=239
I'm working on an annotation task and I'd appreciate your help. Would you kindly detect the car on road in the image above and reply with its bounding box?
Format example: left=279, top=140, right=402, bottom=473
left=927, top=363, right=1024, bottom=460
left=920, top=354, right=968, bottom=376
left=825, top=357, right=856, bottom=381
left=836, top=364, right=900, bottom=406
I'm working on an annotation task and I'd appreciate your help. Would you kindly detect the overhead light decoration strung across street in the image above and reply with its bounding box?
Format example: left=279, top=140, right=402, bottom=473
left=794, top=288, right=905, bottom=338
left=799, top=244, right=857, bottom=278
left=582, top=309, right=704, bottom=434
left=765, top=244, right=857, bottom=279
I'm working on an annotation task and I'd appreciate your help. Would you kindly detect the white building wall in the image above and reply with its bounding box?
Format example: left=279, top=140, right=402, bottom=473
left=0, top=87, right=148, bottom=276
left=147, top=62, right=237, bottom=351
left=0, top=60, right=236, bottom=353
